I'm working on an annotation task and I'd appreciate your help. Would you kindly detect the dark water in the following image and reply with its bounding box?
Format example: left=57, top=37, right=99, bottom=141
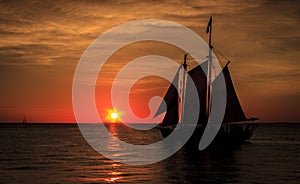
left=0, top=123, right=299, bottom=183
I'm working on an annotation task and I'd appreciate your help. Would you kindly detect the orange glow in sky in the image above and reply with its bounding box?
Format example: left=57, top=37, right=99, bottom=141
left=0, top=1, right=299, bottom=123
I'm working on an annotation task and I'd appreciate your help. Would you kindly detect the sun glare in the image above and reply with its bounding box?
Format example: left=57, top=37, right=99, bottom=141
left=107, top=109, right=121, bottom=123
left=111, top=112, right=119, bottom=120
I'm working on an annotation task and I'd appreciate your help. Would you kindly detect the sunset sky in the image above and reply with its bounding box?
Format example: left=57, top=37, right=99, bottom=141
left=0, top=0, right=299, bottom=123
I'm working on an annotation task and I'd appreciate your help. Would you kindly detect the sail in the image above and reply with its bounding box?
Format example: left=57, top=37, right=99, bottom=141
left=188, top=61, right=208, bottom=123
left=155, top=61, right=208, bottom=126
left=213, top=64, right=247, bottom=123
left=22, top=116, right=27, bottom=124
left=154, top=68, right=180, bottom=126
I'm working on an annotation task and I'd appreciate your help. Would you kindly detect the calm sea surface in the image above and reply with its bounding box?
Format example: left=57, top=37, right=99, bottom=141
left=0, top=123, right=299, bottom=183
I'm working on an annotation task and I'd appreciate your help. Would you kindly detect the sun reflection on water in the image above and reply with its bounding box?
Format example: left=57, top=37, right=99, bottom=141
left=104, top=165, right=123, bottom=183
left=104, top=176, right=121, bottom=182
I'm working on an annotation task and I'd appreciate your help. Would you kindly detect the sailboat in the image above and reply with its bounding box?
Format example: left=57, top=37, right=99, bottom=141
left=155, top=17, right=258, bottom=149
left=22, top=115, right=27, bottom=124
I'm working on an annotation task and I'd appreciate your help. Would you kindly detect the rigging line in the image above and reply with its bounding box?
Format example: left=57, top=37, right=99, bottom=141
left=212, top=46, right=231, bottom=63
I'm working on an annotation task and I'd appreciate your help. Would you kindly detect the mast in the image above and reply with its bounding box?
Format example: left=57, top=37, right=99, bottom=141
left=179, top=54, right=188, bottom=123
left=154, top=18, right=213, bottom=125
left=183, top=54, right=188, bottom=70
left=206, top=16, right=213, bottom=119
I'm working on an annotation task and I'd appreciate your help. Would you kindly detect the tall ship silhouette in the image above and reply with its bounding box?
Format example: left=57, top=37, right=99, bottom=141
left=155, top=17, right=258, bottom=149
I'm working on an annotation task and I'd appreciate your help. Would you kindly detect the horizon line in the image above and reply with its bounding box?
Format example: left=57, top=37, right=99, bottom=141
left=0, top=121, right=300, bottom=124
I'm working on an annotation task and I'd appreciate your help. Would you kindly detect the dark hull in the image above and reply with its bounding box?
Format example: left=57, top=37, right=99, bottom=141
left=160, top=123, right=256, bottom=150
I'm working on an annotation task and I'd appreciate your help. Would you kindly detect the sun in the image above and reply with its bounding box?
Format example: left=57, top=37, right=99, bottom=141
left=110, top=112, right=119, bottom=120
left=106, top=109, right=121, bottom=123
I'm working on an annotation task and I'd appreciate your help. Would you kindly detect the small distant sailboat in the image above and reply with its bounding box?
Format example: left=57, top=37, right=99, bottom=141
left=22, top=115, right=27, bottom=124
left=155, top=17, right=258, bottom=149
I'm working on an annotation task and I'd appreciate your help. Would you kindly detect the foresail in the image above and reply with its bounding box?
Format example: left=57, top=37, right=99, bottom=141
left=154, top=68, right=180, bottom=126
left=213, top=65, right=247, bottom=123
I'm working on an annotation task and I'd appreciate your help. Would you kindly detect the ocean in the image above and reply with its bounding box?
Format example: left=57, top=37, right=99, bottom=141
left=0, top=123, right=299, bottom=183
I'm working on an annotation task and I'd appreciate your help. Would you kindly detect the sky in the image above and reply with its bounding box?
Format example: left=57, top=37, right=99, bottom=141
left=0, top=0, right=299, bottom=123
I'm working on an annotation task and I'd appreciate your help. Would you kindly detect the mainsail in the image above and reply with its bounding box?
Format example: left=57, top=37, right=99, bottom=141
left=155, top=61, right=208, bottom=126
left=188, top=61, right=208, bottom=123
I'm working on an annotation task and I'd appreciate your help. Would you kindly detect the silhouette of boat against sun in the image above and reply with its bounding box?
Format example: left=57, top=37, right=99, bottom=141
left=154, top=17, right=259, bottom=149
left=22, top=115, right=27, bottom=124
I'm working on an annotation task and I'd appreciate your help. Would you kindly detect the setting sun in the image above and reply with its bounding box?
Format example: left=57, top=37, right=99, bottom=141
left=111, top=112, right=119, bottom=120
left=106, top=109, right=121, bottom=123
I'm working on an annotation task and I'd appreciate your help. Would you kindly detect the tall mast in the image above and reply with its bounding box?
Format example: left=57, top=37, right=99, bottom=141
left=206, top=16, right=213, bottom=119
left=183, top=54, right=188, bottom=70
left=179, top=54, right=188, bottom=123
